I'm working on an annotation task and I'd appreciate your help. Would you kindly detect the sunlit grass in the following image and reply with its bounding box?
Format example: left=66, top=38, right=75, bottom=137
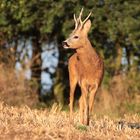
left=0, top=102, right=139, bottom=140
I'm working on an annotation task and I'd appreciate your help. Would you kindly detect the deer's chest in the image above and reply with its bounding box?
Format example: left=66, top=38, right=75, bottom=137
left=75, top=55, right=91, bottom=80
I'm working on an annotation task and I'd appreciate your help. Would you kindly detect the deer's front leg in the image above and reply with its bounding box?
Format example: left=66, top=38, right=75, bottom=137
left=69, top=76, right=77, bottom=123
left=69, top=81, right=76, bottom=124
left=79, top=95, right=84, bottom=124
left=68, top=60, right=77, bottom=124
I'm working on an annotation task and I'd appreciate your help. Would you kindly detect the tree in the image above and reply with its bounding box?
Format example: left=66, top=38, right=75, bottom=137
left=86, top=0, right=140, bottom=74
left=0, top=0, right=140, bottom=103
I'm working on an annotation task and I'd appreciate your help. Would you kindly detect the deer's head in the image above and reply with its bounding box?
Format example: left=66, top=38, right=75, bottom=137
left=63, top=8, right=92, bottom=49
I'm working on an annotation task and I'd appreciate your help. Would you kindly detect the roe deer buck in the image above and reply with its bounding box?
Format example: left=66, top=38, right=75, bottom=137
left=62, top=9, right=104, bottom=125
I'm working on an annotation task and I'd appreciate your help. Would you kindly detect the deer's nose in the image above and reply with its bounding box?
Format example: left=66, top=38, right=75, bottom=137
left=62, top=41, right=67, bottom=46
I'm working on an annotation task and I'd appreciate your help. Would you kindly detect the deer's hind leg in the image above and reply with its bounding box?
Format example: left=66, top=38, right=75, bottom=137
left=81, top=86, right=89, bottom=125
left=81, top=83, right=98, bottom=125
left=89, top=83, right=98, bottom=116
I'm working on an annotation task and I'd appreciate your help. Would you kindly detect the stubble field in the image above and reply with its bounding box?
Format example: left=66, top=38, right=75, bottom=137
left=0, top=102, right=139, bottom=140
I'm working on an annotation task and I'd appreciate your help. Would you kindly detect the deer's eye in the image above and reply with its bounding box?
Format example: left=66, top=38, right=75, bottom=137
left=74, top=36, right=79, bottom=39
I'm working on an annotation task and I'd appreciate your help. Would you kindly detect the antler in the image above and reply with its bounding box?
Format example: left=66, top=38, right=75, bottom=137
left=74, top=14, right=78, bottom=30
left=73, top=8, right=92, bottom=30
left=82, top=12, right=92, bottom=25
left=78, top=8, right=84, bottom=26
left=74, top=8, right=83, bottom=30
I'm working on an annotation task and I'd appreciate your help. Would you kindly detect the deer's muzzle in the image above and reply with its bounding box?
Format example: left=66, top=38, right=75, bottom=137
left=62, top=41, right=70, bottom=49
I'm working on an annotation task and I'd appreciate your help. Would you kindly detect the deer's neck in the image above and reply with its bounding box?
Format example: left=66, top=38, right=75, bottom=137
left=76, top=40, right=97, bottom=56
left=76, top=40, right=99, bottom=65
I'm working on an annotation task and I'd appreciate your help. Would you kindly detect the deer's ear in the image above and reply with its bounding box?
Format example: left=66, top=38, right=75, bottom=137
left=83, top=20, right=91, bottom=34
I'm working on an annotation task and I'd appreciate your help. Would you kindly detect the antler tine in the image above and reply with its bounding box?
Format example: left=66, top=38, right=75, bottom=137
left=78, top=8, right=84, bottom=25
left=73, top=8, right=91, bottom=30
left=82, top=11, right=92, bottom=25
left=74, top=14, right=78, bottom=30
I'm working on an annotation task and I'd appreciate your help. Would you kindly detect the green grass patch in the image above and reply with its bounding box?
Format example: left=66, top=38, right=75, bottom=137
left=75, top=124, right=88, bottom=131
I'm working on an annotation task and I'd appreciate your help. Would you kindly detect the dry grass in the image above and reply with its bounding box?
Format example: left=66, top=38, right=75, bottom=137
left=0, top=64, right=38, bottom=107
left=0, top=59, right=139, bottom=139
left=0, top=102, right=139, bottom=140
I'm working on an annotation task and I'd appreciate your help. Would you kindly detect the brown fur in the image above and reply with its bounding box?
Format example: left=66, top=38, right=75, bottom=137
left=63, top=9, right=104, bottom=125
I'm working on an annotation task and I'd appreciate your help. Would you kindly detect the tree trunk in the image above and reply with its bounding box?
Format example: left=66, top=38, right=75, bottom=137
left=53, top=68, right=65, bottom=109
left=53, top=42, right=67, bottom=109
left=31, top=36, right=42, bottom=97
left=115, top=40, right=123, bottom=75
left=125, top=45, right=131, bottom=71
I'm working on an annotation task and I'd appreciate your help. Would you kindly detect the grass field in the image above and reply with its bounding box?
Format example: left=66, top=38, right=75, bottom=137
left=0, top=65, right=139, bottom=140
left=0, top=102, right=139, bottom=140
